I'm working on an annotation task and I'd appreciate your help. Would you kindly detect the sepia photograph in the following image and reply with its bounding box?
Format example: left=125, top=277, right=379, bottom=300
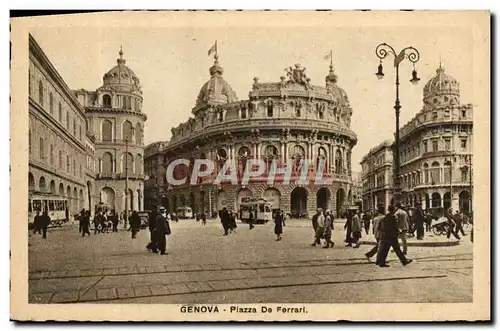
left=10, top=10, right=490, bottom=321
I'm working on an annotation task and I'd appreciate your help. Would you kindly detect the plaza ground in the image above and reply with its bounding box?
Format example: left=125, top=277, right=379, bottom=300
left=28, top=218, right=473, bottom=304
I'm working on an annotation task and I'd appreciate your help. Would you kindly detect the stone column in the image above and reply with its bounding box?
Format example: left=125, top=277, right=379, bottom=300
left=280, top=142, right=285, bottom=163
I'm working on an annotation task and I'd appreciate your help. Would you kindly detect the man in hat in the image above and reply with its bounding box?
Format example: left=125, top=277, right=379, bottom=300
left=365, top=203, right=385, bottom=262
left=394, top=202, right=409, bottom=255
left=311, top=208, right=325, bottom=247
left=376, top=205, right=413, bottom=267
left=311, top=208, right=322, bottom=245
left=146, top=205, right=158, bottom=253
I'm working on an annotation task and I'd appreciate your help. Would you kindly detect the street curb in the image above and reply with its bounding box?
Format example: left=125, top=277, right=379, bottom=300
left=358, top=240, right=460, bottom=247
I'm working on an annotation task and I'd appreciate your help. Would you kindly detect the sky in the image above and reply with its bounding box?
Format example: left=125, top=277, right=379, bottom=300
left=28, top=13, right=474, bottom=172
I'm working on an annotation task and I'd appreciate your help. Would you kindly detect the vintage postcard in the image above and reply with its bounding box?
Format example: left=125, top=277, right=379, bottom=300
left=10, top=10, right=490, bottom=321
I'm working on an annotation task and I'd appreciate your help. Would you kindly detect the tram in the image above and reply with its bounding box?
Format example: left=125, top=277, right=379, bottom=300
left=239, top=197, right=273, bottom=224
left=28, top=193, right=69, bottom=229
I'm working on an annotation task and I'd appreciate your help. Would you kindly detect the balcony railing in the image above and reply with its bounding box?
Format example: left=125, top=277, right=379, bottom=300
left=97, top=172, right=145, bottom=180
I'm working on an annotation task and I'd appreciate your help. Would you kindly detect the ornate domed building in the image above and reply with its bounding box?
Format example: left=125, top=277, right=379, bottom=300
left=144, top=55, right=357, bottom=218
left=399, top=63, right=473, bottom=214
left=74, top=47, right=147, bottom=214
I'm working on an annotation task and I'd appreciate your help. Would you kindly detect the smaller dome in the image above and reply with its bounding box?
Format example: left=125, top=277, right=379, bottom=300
left=102, top=47, right=141, bottom=93
left=424, top=64, right=459, bottom=96
left=194, top=57, right=238, bottom=109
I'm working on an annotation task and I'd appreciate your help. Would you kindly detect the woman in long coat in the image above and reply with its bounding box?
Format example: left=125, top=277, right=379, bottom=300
left=274, top=211, right=284, bottom=241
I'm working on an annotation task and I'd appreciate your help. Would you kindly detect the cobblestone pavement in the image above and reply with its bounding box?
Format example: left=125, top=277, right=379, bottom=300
left=28, top=218, right=473, bottom=304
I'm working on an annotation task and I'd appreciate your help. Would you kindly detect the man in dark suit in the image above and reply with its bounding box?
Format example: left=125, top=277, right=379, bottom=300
left=220, top=207, right=230, bottom=235
left=146, top=206, right=158, bottom=253
left=154, top=210, right=169, bottom=255
left=376, top=205, right=413, bottom=268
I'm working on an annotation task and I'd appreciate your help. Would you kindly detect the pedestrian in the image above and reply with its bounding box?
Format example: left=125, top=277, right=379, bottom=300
left=231, top=212, right=238, bottom=233
left=365, top=204, right=386, bottom=262
left=311, top=208, right=325, bottom=247
left=196, top=213, right=200, bottom=222
left=351, top=210, right=362, bottom=248
left=81, top=210, right=91, bottom=237
left=446, top=208, right=461, bottom=240
left=362, top=210, right=371, bottom=235
left=274, top=211, right=284, bottom=241
left=454, top=210, right=466, bottom=237
left=394, top=202, right=409, bottom=255
left=375, top=205, right=413, bottom=268
left=33, top=210, right=42, bottom=235
left=78, top=208, right=85, bottom=233
left=154, top=209, right=171, bottom=255
left=425, top=210, right=433, bottom=232
left=220, top=207, right=230, bottom=235
left=413, top=203, right=426, bottom=240
left=40, top=209, right=51, bottom=239
left=130, top=211, right=141, bottom=239
left=228, top=211, right=236, bottom=234
left=323, top=210, right=335, bottom=248
left=146, top=206, right=159, bottom=253
left=93, top=212, right=101, bottom=234
left=248, top=208, right=255, bottom=230
left=344, top=210, right=353, bottom=247
left=111, top=209, right=119, bottom=232
left=201, top=212, right=207, bottom=226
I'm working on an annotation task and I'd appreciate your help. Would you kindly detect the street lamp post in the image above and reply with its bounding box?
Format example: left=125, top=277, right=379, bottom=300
left=375, top=43, right=421, bottom=205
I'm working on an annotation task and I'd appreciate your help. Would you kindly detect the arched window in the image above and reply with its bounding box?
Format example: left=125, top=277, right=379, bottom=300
left=122, top=121, right=133, bottom=142
left=103, top=94, right=112, bottom=107
left=265, top=145, right=278, bottom=157
left=430, top=161, right=440, bottom=184
left=443, top=160, right=452, bottom=183
left=423, top=163, right=429, bottom=183
left=317, top=146, right=328, bottom=170
left=102, top=152, right=113, bottom=173
left=49, top=93, right=54, bottom=114
left=335, top=150, right=343, bottom=174
left=38, top=80, right=44, bottom=105
left=122, top=152, right=134, bottom=175
left=267, top=102, right=273, bottom=117
left=135, top=123, right=142, bottom=145
left=102, top=119, right=113, bottom=142
left=135, top=154, right=142, bottom=174
left=238, top=146, right=251, bottom=158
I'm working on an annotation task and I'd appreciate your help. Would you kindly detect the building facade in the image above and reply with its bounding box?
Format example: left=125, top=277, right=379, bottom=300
left=360, top=140, right=394, bottom=211
left=28, top=34, right=146, bottom=221
left=399, top=64, right=473, bottom=214
left=351, top=171, right=363, bottom=209
left=28, top=35, right=96, bottom=220
left=144, top=57, right=358, bottom=218
left=74, top=48, right=147, bottom=213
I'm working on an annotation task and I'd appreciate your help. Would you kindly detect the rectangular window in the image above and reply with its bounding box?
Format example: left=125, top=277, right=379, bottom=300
left=241, top=108, right=247, bottom=119
left=66, top=112, right=69, bottom=129
left=432, top=140, right=438, bottom=152
left=444, top=139, right=451, bottom=151
left=267, top=104, right=273, bottom=117
left=444, top=110, right=450, bottom=117
left=66, top=155, right=70, bottom=172
left=73, top=119, right=77, bottom=136
left=58, top=103, right=62, bottom=122
left=49, top=93, right=54, bottom=114
left=432, top=112, right=438, bottom=120
left=461, top=169, right=468, bottom=182
left=461, top=139, right=467, bottom=151
left=462, top=109, right=467, bottom=118
left=73, top=159, right=76, bottom=174
left=423, top=141, right=428, bottom=153
left=50, top=144, right=54, bottom=165
left=39, top=138, right=44, bottom=159
left=59, top=151, right=63, bottom=169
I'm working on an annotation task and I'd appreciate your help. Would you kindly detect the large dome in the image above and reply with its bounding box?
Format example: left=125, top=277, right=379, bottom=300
left=102, top=47, right=142, bottom=94
left=423, top=64, right=459, bottom=101
left=194, top=57, right=238, bottom=110
left=325, top=66, right=350, bottom=107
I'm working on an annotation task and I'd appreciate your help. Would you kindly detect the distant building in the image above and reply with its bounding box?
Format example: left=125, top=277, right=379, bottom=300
left=399, top=64, right=473, bottom=214
left=360, top=140, right=394, bottom=211
left=351, top=171, right=363, bottom=209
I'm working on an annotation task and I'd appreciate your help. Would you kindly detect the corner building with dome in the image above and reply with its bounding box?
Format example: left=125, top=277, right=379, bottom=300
left=398, top=64, right=473, bottom=214
left=74, top=47, right=147, bottom=213
left=144, top=55, right=357, bottom=218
